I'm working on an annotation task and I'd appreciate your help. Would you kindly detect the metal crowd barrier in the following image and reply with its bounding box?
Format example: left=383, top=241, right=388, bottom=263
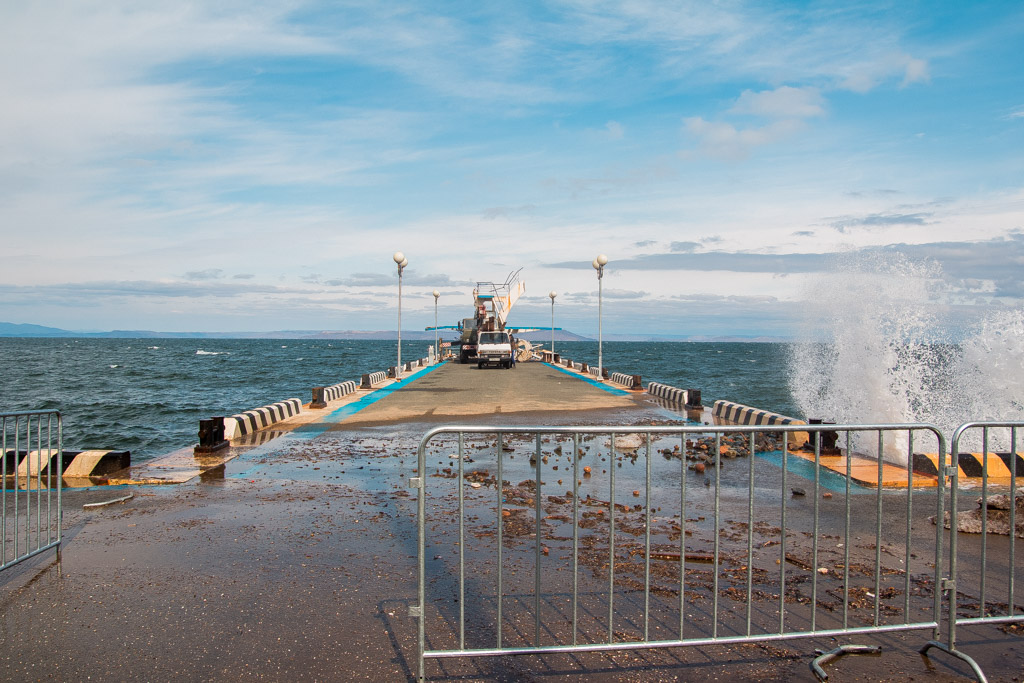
left=412, top=423, right=961, bottom=681
left=922, top=421, right=1023, bottom=682
left=1, top=410, right=63, bottom=573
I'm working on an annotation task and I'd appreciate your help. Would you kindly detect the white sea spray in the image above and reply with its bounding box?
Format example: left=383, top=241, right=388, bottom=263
left=789, top=252, right=1024, bottom=462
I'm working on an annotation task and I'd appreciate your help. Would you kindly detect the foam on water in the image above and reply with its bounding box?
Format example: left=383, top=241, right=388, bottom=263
left=789, top=252, right=1023, bottom=462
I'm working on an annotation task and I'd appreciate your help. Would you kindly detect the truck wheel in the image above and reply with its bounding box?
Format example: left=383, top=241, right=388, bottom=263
left=478, top=362, right=483, bottom=369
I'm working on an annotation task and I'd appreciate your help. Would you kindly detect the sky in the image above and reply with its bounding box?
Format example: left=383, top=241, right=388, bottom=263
left=1, top=1, right=1022, bottom=337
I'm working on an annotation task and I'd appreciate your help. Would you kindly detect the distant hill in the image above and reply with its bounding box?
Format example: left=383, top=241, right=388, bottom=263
left=515, top=330, right=592, bottom=342
left=0, top=322, right=76, bottom=337
left=0, top=322, right=585, bottom=341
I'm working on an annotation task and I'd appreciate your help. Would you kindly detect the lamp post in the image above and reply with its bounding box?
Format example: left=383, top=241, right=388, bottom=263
left=393, top=251, right=407, bottom=379
left=548, top=290, right=557, bottom=359
left=592, top=254, right=608, bottom=380
left=433, top=289, right=440, bottom=363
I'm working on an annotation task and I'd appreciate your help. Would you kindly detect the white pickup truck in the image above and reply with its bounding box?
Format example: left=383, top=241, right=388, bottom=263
left=475, top=330, right=513, bottom=369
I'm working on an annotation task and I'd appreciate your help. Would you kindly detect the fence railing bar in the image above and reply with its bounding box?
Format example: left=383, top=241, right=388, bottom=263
left=644, top=432, right=652, bottom=642
left=843, top=430, right=852, bottom=631
left=572, top=433, right=580, bottom=647
left=746, top=431, right=755, bottom=636
left=34, top=417, right=41, bottom=546
left=55, top=415, right=62, bottom=553
left=2, top=418, right=8, bottom=564
left=947, top=427, right=961, bottom=652
left=712, top=432, right=721, bottom=639
left=497, top=431, right=504, bottom=649
left=458, top=432, right=466, bottom=650
left=1010, top=426, right=1017, bottom=618
left=980, top=426, right=989, bottom=617
left=780, top=432, right=789, bottom=634
left=935, top=428, right=949, bottom=646
left=415, top=430, right=426, bottom=683
left=953, top=614, right=1024, bottom=627
left=608, top=429, right=616, bottom=644
left=534, top=433, right=542, bottom=647
left=47, top=416, right=55, bottom=547
left=0, top=541, right=62, bottom=572
left=811, top=433, right=820, bottom=632
left=424, top=619, right=942, bottom=660
left=679, top=432, right=687, bottom=640
left=905, top=430, right=914, bottom=622
left=874, top=431, right=884, bottom=627
left=15, top=416, right=21, bottom=561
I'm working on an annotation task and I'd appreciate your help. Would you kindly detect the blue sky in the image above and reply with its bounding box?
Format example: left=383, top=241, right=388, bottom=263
left=1, top=1, right=1022, bottom=337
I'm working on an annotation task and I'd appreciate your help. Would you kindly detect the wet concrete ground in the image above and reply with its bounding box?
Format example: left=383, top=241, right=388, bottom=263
left=1, top=362, right=1021, bottom=681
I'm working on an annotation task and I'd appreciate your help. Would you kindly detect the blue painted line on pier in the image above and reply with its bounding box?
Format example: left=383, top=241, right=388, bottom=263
left=330, top=363, right=446, bottom=421
left=545, top=363, right=630, bottom=396
left=755, top=450, right=871, bottom=494
left=302, top=362, right=447, bottom=434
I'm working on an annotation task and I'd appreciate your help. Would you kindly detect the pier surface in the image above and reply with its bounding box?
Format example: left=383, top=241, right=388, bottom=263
left=1, top=362, right=1020, bottom=682
left=330, top=362, right=642, bottom=427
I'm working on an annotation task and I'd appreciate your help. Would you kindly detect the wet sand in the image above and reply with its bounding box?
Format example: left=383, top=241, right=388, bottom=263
left=1, top=363, right=1020, bottom=681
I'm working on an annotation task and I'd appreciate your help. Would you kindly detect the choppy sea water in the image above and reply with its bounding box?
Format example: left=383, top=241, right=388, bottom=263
left=0, top=338, right=798, bottom=461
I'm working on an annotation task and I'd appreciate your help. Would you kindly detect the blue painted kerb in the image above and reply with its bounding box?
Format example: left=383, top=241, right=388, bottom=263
left=545, top=362, right=630, bottom=396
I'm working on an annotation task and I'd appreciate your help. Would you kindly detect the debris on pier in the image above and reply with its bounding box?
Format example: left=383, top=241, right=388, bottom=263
left=933, top=491, right=1024, bottom=537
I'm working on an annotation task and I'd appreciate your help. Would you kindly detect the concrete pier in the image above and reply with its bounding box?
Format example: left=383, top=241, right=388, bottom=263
left=0, top=361, right=1019, bottom=682
left=329, top=362, right=640, bottom=427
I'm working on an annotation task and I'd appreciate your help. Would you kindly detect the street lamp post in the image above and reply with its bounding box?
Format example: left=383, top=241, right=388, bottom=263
left=393, top=251, right=408, bottom=379
left=548, top=290, right=557, bottom=360
left=592, top=254, right=608, bottom=380
left=433, top=290, right=440, bottom=363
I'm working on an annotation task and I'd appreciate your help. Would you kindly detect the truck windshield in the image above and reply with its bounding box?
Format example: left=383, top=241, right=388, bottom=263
left=478, top=332, right=508, bottom=345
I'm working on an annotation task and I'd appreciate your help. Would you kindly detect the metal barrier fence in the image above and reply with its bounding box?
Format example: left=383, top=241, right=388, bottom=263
left=922, top=421, right=1023, bottom=682
left=412, top=423, right=964, bottom=681
left=1, top=410, right=63, bottom=573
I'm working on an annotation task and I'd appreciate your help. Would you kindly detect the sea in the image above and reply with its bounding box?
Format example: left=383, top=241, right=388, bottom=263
left=0, top=338, right=798, bottom=462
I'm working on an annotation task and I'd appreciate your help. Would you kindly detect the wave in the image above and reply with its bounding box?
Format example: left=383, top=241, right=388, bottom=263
left=789, top=253, right=1024, bottom=460
left=195, top=350, right=228, bottom=356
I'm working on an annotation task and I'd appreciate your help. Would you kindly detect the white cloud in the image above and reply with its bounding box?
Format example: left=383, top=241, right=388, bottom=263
left=604, top=121, right=625, bottom=140
left=837, top=52, right=931, bottom=93
left=729, top=86, right=825, bottom=119
left=682, top=117, right=805, bottom=161
left=902, top=57, right=930, bottom=87
left=0, top=2, right=1019, bottom=336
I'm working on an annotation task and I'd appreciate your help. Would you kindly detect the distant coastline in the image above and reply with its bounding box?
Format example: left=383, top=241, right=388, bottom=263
left=0, top=321, right=790, bottom=343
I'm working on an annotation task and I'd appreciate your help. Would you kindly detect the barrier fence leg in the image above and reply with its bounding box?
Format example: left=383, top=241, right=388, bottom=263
left=810, top=645, right=882, bottom=681
left=919, top=640, right=989, bottom=683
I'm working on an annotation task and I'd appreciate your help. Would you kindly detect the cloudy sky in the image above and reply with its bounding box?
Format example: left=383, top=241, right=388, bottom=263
left=2, top=1, right=1022, bottom=336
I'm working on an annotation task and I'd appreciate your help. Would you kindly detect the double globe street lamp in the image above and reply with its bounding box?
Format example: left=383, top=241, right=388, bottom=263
left=592, top=254, right=608, bottom=380
left=548, top=291, right=557, bottom=359
left=433, top=289, right=440, bottom=363
left=393, top=251, right=408, bottom=379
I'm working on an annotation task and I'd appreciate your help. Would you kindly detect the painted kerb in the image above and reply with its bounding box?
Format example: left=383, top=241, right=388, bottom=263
left=922, top=421, right=1023, bottom=682
left=1, top=410, right=63, bottom=573
left=411, top=423, right=950, bottom=681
